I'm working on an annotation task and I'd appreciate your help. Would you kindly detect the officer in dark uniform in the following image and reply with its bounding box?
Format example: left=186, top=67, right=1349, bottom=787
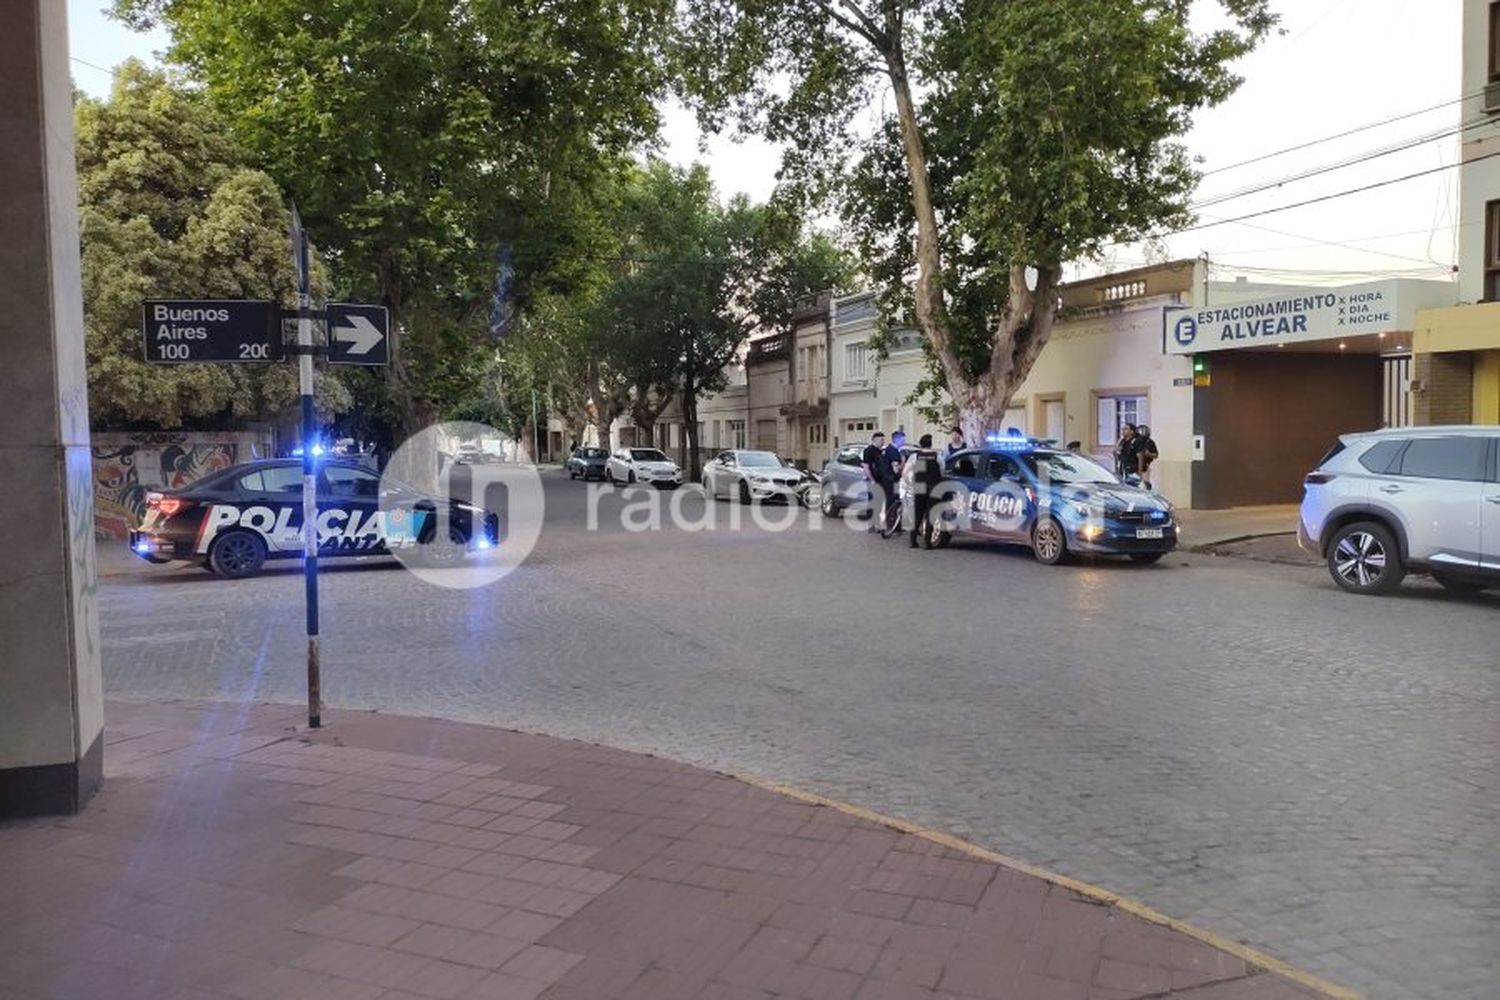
left=904, top=434, right=944, bottom=548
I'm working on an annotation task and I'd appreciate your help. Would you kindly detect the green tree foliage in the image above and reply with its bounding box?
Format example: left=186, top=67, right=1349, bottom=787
left=78, top=61, right=350, bottom=428
left=599, top=160, right=852, bottom=473
left=116, top=0, right=675, bottom=440
left=674, top=0, right=1275, bottom=440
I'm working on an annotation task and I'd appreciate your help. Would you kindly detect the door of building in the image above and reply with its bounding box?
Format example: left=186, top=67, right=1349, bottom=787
left=1043, top=399, right=1065, bottom=443
left=755, top=419, right=777, bottom=451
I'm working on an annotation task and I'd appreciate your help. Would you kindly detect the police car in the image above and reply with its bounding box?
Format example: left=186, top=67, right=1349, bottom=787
left=128, top=458, right=500, bottom=578
left=930, top=439, right=1177, bottom=564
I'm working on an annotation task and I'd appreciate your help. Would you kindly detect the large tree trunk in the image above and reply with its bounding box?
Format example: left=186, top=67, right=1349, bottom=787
left=591, top=416, right=612, bottom=451
left=883, top=31, right=970, bottom=412
left=681, top=372, right=702, bottom=480
left=880, top=27, right=1061, bottom=442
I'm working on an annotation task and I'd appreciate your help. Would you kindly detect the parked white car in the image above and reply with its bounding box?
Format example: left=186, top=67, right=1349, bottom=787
left=605, top=447, right=682, bottom=488
left=701, top=449, right=805, bottom=503
left=1299, top=426, right=1499, bottom=595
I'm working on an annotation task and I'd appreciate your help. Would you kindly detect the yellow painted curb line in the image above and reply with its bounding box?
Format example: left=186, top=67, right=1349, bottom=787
left=736, top=775, right=1362, bottom=1000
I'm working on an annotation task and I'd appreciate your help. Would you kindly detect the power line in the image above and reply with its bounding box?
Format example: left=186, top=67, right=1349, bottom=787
left=1171, top=149, right=1500, bottom=236
left=1199, top=216, right=1452, bottom=267
left=70, top=56, right=118, bottom=78
left=1202, top=87, right=1480, bottom=177
left=1192, top=115, right=1494, bottom=211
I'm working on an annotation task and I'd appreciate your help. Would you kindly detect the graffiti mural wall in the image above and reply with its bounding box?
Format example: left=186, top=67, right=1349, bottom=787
left=92, top=431, right=274, bottom=539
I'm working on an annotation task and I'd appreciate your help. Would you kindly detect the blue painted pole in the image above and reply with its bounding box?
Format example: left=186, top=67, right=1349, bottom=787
left=292, top=203, right=321, bottom=728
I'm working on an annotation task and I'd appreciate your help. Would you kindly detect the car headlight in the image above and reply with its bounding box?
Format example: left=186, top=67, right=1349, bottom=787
left=1068, top=500, right=1106, bottom=519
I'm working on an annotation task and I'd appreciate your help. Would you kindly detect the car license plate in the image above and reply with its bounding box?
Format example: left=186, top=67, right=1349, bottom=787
left=1136, top=527, right=1164, bottom=539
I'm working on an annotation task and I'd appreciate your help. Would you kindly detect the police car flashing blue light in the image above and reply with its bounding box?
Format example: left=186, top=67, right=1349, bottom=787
left=929, top=442, right=1177, bottom=565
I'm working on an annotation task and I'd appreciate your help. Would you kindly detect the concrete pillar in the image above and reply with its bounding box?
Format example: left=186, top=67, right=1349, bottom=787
left=0, top=0, right=105, bottom=817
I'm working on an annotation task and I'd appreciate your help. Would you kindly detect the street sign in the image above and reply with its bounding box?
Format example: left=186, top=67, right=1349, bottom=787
left=141, top=299, right=281, bottom=364
left=326, top=302, right=390, bottom=366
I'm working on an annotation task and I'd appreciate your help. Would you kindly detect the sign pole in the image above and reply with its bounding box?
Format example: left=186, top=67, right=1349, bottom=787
left=292, top=203, right=321, bottom=729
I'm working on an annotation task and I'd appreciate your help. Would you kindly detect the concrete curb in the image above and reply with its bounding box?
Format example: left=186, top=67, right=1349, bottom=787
left=734, top=773, right=1363, bottom=1000
left=1187, top=530, right=1299, bottom=554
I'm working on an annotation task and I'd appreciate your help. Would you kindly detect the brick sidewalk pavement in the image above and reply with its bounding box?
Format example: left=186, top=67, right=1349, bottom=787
left=0, top=701, right=1344, bottom=1000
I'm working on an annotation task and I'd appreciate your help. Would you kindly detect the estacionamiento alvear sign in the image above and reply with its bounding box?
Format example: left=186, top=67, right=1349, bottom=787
left=1164, top=278, right=1457, bottom=355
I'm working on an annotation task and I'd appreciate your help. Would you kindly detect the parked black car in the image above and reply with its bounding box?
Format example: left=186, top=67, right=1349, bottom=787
left=128, top=459, right=499, bottom=578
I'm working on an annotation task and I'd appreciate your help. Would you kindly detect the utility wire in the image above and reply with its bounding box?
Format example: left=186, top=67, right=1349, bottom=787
left=70, top=56, right=120, bottom=78
left=1171, top=149, right=1500, bottom=235
left=1193, top=115, right=1495, bottom=210
left=1202, top=86, right=1482, bottom=177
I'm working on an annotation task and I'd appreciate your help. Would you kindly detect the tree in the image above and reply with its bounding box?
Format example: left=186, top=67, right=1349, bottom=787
left=674, top=0, right=1275, bottom=442
left=117, top=0, right=676, bottom=442
left=78, top=61, right=350, bottom=429
left=603, top=160, right=852, bottom=475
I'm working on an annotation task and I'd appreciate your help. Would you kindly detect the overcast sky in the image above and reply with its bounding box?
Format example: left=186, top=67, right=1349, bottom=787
left=68, top=0, right=1461, bottom=287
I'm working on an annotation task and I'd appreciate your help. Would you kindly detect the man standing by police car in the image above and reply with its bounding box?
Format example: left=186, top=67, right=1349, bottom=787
left=862, top=430, right=897, bottom=533
left=904, top=434, right=943, bottom=548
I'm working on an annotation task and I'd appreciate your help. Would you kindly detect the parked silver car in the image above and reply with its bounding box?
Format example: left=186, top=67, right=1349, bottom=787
left=1298, top=426, right=1499, bottom=595
left=818, top=444, right=875, bottom=517
left=701, top=449, right=803, bottom=503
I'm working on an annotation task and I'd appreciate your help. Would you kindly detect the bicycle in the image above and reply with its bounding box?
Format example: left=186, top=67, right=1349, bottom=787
left=878, top=481, right=907, bottom=539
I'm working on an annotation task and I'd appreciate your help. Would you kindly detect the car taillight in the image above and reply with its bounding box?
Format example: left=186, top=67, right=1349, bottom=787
left=1304, top=472, right=1336, bottom=487
left=146, top=493, right=191, bottom=516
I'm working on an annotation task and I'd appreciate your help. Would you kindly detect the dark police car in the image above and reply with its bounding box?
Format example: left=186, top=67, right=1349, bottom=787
left=129, top=458, right=500, bottom=578
left=929, top=439, right=1177, bottom=564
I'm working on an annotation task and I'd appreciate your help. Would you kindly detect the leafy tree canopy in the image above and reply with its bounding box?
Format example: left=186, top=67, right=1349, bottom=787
left=79, top=61, right=350, bottom=429
left=116, top=0, right=677, bottom=438
left=673, top=0, right=1275, bottom=437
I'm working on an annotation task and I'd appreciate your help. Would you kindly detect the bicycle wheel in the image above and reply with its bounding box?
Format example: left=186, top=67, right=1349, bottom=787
left=880, top=500, right=904, bottom=538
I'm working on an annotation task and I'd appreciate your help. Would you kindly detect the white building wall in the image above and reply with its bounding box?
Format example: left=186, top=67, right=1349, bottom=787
left=1011, top=299, right=1195, bottom=506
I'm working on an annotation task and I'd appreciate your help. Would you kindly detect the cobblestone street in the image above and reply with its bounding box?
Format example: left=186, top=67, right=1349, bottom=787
left=98, top=477, right=1500, bottom=999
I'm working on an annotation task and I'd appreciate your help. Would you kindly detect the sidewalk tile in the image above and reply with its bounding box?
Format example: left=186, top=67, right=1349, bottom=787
left=291, top=905, right=422, bottom=947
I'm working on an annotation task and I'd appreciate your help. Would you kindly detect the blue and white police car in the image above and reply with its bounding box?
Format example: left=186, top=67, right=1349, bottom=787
left=929, top=438, right=1177, bottom=565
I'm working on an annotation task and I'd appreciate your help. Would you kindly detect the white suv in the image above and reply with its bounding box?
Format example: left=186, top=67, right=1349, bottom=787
left=1299, top=426, right=1500, bottom=595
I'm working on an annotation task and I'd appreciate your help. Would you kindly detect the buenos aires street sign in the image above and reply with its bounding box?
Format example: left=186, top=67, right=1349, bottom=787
left=141, top=300, right=281, bottom=364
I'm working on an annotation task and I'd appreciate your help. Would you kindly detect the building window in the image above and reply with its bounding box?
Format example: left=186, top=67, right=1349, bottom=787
left=726, top=420, right=746, bottom=449
left=808, top=423, right=827, bottom=445
left=1491, top=1, right=1500, bottom=79
left=1486, top=200, right=1500, bottom=300
left=1095, top=393, right=1149, bottom=451
left=845, top=343, right=868, bottom=382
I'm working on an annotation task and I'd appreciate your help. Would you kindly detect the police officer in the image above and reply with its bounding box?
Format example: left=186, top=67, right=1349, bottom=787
left=903, top=433, right=944, bottom=548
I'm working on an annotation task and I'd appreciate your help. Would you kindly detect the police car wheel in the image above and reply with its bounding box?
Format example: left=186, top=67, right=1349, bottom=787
left=1031, top=518, right=1067, bottom=565
left=820, top=490, right=838, bottom=517
left=208, top=530, right=266, bottom=579
left=933, top=529, right=952, bottom=549
left=415, top=528, right=469, bottom=567
left=738, top=480, right=752, bottom=505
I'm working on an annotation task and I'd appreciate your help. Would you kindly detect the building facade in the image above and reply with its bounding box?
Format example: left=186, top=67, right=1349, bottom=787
left=1405, top=0, right=1500, bottom=426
